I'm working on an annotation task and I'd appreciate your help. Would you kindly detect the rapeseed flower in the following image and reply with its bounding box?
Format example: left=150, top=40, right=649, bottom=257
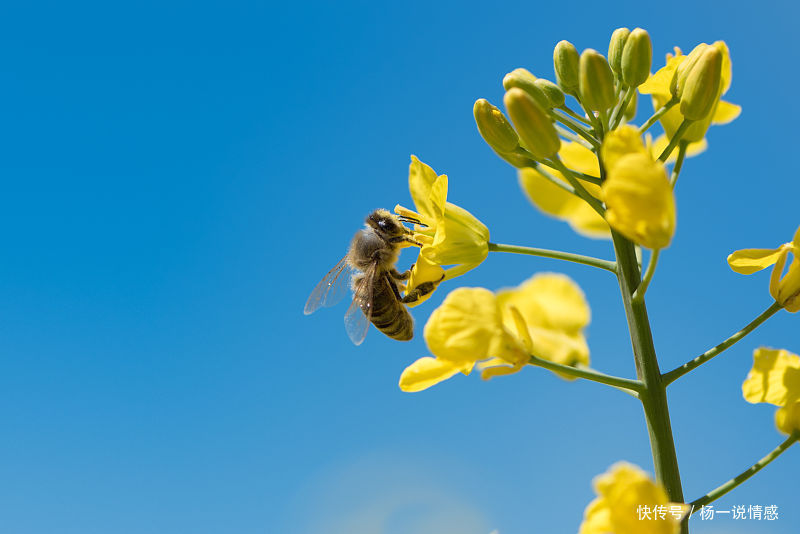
left=601, top=126, right=676, bottom=249
left=727, top=226, right=800, bottom=312
left=742, top=347, right=800, bottom=434
left=580, top=462, right=688, bottom=534
left=639, top=41, right=740, bottom=144
left=399, top=274, right=590, bottom=391
left=395, top=156, right=490, bottom=306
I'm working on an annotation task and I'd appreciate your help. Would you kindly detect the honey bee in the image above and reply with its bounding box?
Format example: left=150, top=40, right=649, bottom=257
left=304, top=209, right=441, bottom=345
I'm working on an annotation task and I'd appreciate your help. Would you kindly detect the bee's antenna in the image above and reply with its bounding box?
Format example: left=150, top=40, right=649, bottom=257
left=397, top=215, right=426, bottom=227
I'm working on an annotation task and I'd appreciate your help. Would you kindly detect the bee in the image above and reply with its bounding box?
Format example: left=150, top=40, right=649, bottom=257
left=304, top=209, right=441, bottom=345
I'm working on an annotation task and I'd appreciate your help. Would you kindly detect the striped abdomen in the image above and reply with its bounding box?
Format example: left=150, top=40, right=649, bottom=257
left=369, top=274, right=413, bottom=341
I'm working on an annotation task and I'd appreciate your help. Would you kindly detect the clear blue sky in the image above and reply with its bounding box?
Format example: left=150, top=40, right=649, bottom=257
left=1, top=1, right=798, bottom=533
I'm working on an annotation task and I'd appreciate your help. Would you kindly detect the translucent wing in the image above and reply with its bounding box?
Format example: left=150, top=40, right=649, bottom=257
left=304, top=254, right=354, bottom=315
left=344, top=262, right=376, bottom=346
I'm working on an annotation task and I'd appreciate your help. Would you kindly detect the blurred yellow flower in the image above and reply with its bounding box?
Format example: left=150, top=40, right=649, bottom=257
left=399, top=287, right=525, bottom=392
left=518, top=142, right=609, bottom=238
left=742, top=347, right=800, bottom=434
left=494, top=273, right=590, bottom=378
left=601, top=127, right=676, bottom=249
left=727, top=226, right=800, bottom=312
left=394, top=156, right=490, bottom=306
left=580, top=462, right=688, bottom=534
left=399, top=273, right=591, bottom=391
left=639, top=42, right=740, bottom=144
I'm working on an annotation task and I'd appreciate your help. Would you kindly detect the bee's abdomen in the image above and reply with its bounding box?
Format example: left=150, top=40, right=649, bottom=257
left=370, top=279, right=414, bottom=341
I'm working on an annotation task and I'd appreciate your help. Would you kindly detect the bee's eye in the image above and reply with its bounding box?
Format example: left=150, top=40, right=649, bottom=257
left=378, top=219, right=389, bottom=229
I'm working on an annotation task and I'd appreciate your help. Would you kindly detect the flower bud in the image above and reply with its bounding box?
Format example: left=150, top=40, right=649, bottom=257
left=621, top=28, right=652, bottom=88
left=623, top=91, right=637, bottom=121
left=504, top=88, right=560, bottom=160
left=553, top=40, right=580, bottom=95
left=679, top=46, right=723, bottom=121
left=533, top=78, right=565, bottom=108
left=670, top=43, right=709, bottom=98
left=607, top=27, right=630, bottom=76
left=473, top=98, right=520, bottom=154
left=503, top=68, right=550, bottom=109
left=579, top=49, right=615, bottom=112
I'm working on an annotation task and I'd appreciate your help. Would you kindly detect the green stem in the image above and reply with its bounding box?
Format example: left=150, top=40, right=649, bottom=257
left=555, top=124, right=593, bottom=150
left=531, top=163, right=577, bottom=196
left=638, top=97, right=678, bottom=134
left=537, top=160, right=602, bottom=185
left=633, top=249, right=660, bottom=303
left=558, top=105, right=592, bottom=125
left=527, top=354, right=644, bottom=393
left=611, top=232, right=686, bottom=531
left=610, top=86, right=635, bottom=129
left=670, top=141, right=688, bottom=188
left=689, top=432, right=799, bottom=511
left=550, top=158, right=606, bottom=216
left=488, top=242, right=617, bottom=273
left=658, top=119, right=694, bottom=162
left=551, top=109, right=601, bottom=149
left=662, top=302, right=783, bottom=386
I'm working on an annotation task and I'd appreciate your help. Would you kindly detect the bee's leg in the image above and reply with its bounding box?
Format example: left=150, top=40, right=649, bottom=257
left=390, top=267, right=411, bottom=280
left=384, top=273, right=403, bottom=301
left=401, top=274, right=445, bottom=304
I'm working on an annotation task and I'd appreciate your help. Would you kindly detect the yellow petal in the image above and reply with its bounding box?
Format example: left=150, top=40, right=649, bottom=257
left=775, top=400, right=800, bottom=435
left=638, top=55, right=684, bottom=98
left=423, top=287, right=505, bottom=365
left=742, top=347, right=800, bottom=406
left=601, top=125, right=648, bottom=172
left=408, top=156, right=441, bottom=220
left=427, top=200, right=490, bottom=266
left=602, top=153, right=675, bottom=249
left=727, top=247, right=783, bottom=274
left=580, top=462, right=681, bottom=534
left=712, top=100, right=741, bottom=124
left=398, top=357, right=473, bottom=392
left=518, top=167, right=610, bottom=239
left=498, top=273, right=591, bottom=334
left=776, top=255, right=800, bottom=312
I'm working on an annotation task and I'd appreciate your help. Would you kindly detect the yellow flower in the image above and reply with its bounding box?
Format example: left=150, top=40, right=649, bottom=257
left=580, top=462, right=688, bottom=534
left=395, top=156, right=490, bottom=306
left=742, top=347, right=800, bottom=434
left=639, top=42, right=740, bottom=144
left=399, top=273, right=591, bottom=391
left=518, top=142, right=610, bottom=238
left=399, top=287, right=526, bottom=392
left=727, top=226, right=800, bottom=312
left=601, top=127, right=676, bottom=249
left=494, top=273, right=590, bottom=378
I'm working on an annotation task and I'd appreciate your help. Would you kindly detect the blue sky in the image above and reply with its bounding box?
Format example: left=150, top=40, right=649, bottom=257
left=1, top=1, right=799, bottom=533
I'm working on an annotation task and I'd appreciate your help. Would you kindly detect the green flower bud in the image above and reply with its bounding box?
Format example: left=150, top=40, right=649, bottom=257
left=473, top=98, right=520, bottom=154
left=671, top=43, right=709, bottom=98
left=608, top=27, right=630, bottom=76
left=679, top=47, right=722, bottom=121
left=621, top=28, right=652, bottom=88
left=553, top=40, right=580, bottom=95
left=579, top=49, right=615, bottom=112
left=533, top=78, right=565, bottom=108
left=504, top=88, right=560, bottom=160
left=624, top=91, right=637, bottom=121
left=502, top=68, right=550, bottom=109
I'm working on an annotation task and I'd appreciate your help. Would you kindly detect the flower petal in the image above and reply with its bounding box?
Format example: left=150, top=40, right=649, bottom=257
left=423, top=287, right=504, bottom=364
left=408, top=156, right=441, bottom=220
left=742, top=347, right=800, bottom=406
left=775, top=400, right=800, bottom=435
left=398, top=357, right=473, bottom=392
left=712, top=100, right=741, bottom=124
left=404, top=253, right=445, bottom=308
left=727, top=248, right=784, bottom=274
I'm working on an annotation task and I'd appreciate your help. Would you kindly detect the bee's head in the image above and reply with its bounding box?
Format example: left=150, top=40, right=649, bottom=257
left=366, top=209, right=406, bottom=237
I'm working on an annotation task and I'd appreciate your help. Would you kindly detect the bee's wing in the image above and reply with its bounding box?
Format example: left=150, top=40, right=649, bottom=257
left=344, top=262, right=376, bottom=346
left=304, top=255, right=354, bottom=315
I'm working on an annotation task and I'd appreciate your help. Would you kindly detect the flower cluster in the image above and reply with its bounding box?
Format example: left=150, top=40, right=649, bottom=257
left=742, top=347, right=800, bottom=435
